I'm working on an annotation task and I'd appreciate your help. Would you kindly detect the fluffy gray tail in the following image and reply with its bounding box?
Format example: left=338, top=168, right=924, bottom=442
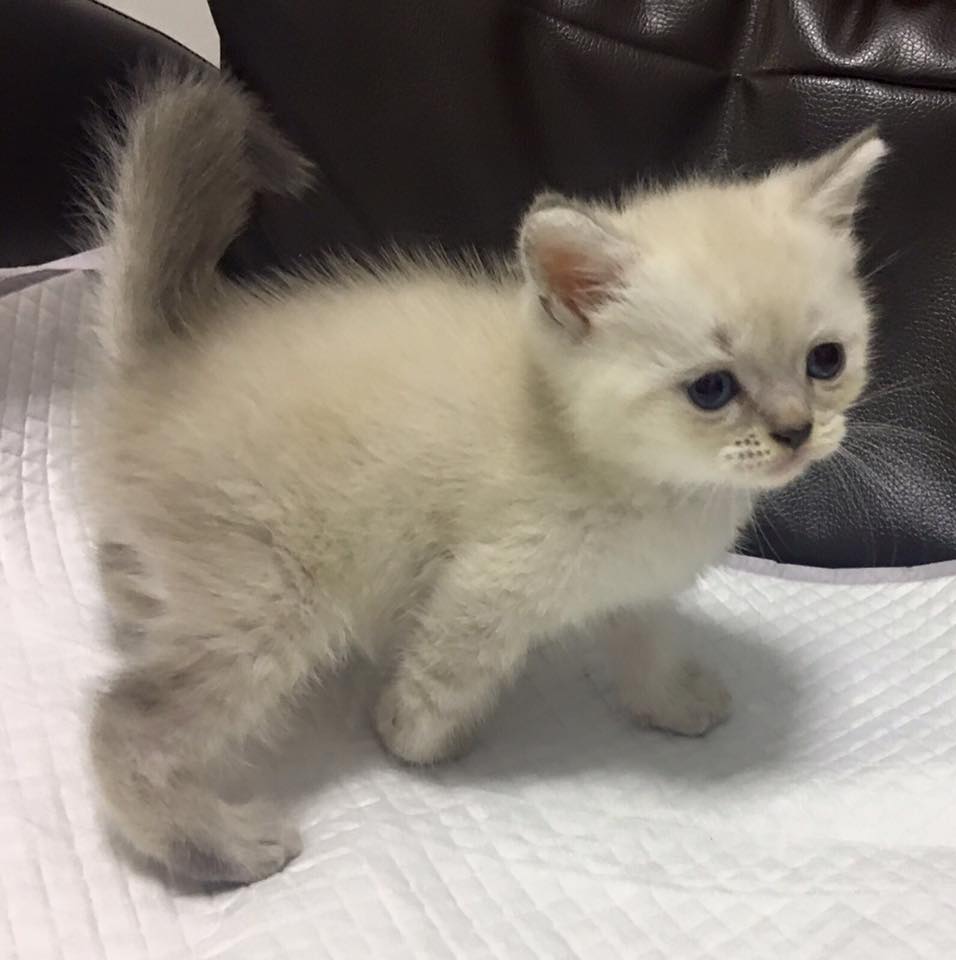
left=92, top=68, right=312, bottom=366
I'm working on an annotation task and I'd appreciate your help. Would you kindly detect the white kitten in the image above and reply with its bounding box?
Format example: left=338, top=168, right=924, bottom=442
left=83, top=70, right=884, bottom=884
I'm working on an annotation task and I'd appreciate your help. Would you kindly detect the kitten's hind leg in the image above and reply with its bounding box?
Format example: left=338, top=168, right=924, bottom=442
left=92, top=631, right=312, bottom=885
left=96, top=540, right=166, bottom=649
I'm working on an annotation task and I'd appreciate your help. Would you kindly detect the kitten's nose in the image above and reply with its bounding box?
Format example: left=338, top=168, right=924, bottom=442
left=770, top=422, right=813, bottom=450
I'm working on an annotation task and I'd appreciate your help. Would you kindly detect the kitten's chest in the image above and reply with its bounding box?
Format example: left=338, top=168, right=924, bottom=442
left=562, top=492, right=747, bottom=617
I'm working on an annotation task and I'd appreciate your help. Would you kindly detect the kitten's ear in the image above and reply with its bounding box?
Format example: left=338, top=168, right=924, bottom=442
left=519, top=198, right=633, bottom=338
left=788, top=127, right=888, bottom=229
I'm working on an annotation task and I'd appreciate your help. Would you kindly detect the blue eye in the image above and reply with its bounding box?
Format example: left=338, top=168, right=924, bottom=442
left=687, top=371, right=739, bottom=411
left=807, top=342, right=845, bottom=380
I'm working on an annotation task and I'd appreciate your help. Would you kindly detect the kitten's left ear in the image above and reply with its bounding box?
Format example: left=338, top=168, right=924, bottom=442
left=789, top=126, right=888, bottom=229
left=519, top=197, right=634, bottom=338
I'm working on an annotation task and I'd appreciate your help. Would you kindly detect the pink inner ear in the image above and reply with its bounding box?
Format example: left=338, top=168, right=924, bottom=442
left=539, top=244, right=620, bottom=319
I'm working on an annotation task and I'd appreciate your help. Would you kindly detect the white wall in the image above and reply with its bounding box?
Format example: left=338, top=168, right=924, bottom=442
left=99, top=0, right=219, bottom=63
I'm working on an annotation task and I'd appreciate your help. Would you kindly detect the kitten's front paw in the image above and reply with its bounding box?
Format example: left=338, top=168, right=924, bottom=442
left=374, top=684, right=461, bottom=766
left=628, top=660, right=732, bottom=737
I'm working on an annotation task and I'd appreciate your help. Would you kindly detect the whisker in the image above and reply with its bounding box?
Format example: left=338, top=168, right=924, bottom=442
left=846, top=420, right=954, bottom=457
left=751, top=495, right=785, bottom=562
left=861, top=248, right=902, bottom=284
left=748, top=499, right=781, bottom=562
left=836, top=445, right=900, bottom=498
left=826, top=451, right=881, bottom=564
left=840, top=445, right=905, bottom=562
left=849, top=377, right=922, bottom=409
left=833, top=448, right=908, bottom=567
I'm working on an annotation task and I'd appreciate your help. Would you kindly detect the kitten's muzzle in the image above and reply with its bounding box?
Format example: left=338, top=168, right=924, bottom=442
left=769, top=422, right=813, bottom=450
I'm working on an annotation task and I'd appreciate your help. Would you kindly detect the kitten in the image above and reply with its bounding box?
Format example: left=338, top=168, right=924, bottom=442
left=83, top=70, right=884, bottom=884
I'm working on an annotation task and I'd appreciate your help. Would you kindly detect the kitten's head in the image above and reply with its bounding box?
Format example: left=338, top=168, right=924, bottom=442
left=519, top=129, right=886, bottom=492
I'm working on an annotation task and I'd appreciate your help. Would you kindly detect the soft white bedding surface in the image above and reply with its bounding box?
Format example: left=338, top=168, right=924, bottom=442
left=2, top=264, right=954, bottom=959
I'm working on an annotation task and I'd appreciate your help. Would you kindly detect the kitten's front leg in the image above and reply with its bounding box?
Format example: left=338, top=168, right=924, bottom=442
left=609, top=606, right=732, bottom=736
left=375, top=567, right=531, bottom=766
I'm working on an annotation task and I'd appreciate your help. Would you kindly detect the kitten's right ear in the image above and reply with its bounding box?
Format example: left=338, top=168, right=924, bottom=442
left=519, top=197, right=633, bottom=339
left=787, top=127, right=888, bottom=230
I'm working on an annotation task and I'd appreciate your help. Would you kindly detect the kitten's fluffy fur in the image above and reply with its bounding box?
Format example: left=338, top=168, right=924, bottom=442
left=84, top=71, right=884, bottom=884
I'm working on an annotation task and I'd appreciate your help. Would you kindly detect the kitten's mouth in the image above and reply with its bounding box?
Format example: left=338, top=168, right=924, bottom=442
left=764, top=458, right=807, bottom=485
left=773, top=449, right=809, bottom=473
left=760, top=443, right=835, bottom=487
left=720, top=421, right=845, bottom=490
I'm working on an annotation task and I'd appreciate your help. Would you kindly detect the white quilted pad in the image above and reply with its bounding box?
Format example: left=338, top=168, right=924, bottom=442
left=2, top=262, right=955, bottom=960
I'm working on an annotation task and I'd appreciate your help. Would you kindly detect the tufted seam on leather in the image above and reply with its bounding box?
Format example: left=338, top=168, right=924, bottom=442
left=716, top=0, right=763, bottom=169
left=515, top=1, right=722, bottom=74
left=753, top=66, right=956, bottom=96
left=517, top=1, right=956, bottom=97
